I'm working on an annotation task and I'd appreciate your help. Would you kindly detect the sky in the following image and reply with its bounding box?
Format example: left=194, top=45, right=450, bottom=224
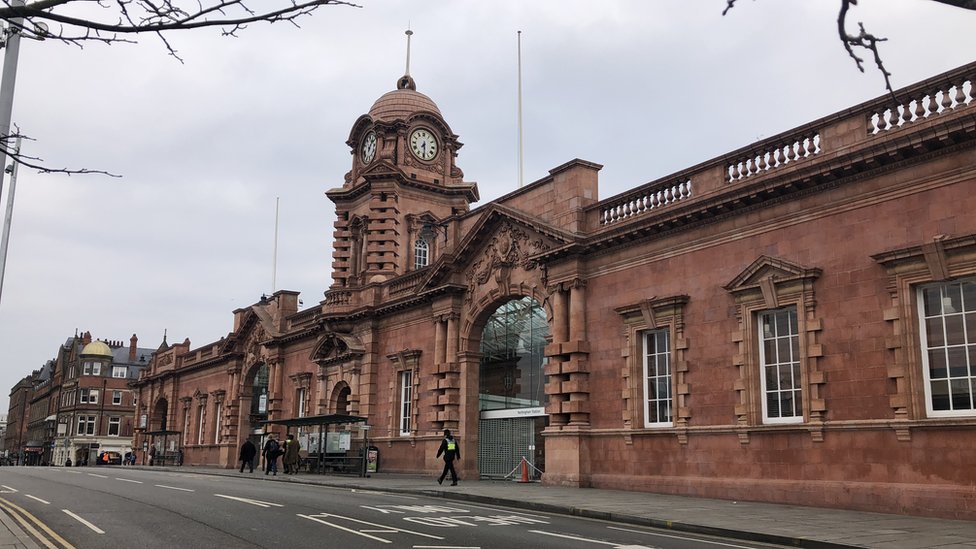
left=0, top=0, right=972, bottom=413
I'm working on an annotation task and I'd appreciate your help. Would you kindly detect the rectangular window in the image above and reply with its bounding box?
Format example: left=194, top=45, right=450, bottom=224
left=642, top=329, right=673, bottom=427
left=83, top=361, right=92, bottom=375
left=919, top=279, right=976, bottom=417
left=183, top=408, right=191, bottom=447
left=108, top=417, right=121, bottom=436
left=758, top=308, right=802, bottom=424
left=112, top=366, right=127, bottom=378
left=80, top=388, right=90, bottom=404
left=112, top=391, right=122, bottom=405
left=213, top=403, right=223, bottom=445
left=92, top=362, right=102, bottom=376
left=197, top=405, right=206, bottom=445
left=77, top=415, right=96, bottom=436
left=399, top=370, right=413, bottom=436
left=297, top=388, right=307, bottom=418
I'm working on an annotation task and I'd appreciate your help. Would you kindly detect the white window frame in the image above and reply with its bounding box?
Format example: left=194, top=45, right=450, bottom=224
left=108, top=417, right=121, bottom=436
left=213, top=402, right=223, bottom=445
left=918, top=279, right=976, bottom=418
left=642, top=328, right=673, bottom=427
left=197, top=405, right=206, bottom=445
left=399, top=369, right=413, bottom=436
left=297, top=388, right=307, bottom=418
left=758, top=307, right=803, bottom=424
left=92, top=362, right=102, bottom=376
left=112, top=391, right=122, bottom=405
left=414, top=238, right=429, bottom=269
left=82, top=361, right=92, bottom=375
left=77, top=415, right=96, bottom=436
left=112, top=366, right=127, bottom=378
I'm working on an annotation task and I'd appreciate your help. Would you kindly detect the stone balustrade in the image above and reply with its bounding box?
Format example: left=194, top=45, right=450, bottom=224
left=599, top=180, right=693, bottom=226
left=868, top=77, right=973, bottom=134
left=586, top=61, right=975, bottom=231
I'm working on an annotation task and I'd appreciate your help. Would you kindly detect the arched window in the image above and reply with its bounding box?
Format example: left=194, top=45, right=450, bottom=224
left=414, top=238, right=430, bottom=269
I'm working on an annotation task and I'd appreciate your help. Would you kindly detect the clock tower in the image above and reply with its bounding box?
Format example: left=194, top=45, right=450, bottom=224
left=327, top=70, right=479, bottom=288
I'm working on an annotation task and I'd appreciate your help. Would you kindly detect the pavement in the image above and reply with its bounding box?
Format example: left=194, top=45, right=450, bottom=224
left=2, top=465, right=975, bottom=549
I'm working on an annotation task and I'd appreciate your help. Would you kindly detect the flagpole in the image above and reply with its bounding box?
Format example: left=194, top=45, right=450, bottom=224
left=272, top=196, right=279, bottom=293
left=517, top=30, right=524, bottom=189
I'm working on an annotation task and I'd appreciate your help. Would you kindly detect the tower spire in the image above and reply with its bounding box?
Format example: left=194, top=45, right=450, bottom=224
left=398, top=28, right=417, bottom=90
left=404, top=28, right=413, bottom=76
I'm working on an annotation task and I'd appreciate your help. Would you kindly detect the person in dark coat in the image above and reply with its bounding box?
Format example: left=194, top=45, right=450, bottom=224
left=239, top=439, right=257, bottom=473
left=262, top=435, right=279, bottom=476
left=435, top=429, right=460, bottom=486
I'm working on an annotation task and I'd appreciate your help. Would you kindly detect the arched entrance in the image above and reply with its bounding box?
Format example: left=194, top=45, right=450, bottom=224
left=477, top=296, right=548, bottom=479
left=244, top=363, right=269, bottom=448
left=151, top=398, right=169, bottom=431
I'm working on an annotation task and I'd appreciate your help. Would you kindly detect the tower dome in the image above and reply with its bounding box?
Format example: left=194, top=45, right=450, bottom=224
left=80, top=340, right=113, bottom=358
left=367, top=75, right=442, bottom=122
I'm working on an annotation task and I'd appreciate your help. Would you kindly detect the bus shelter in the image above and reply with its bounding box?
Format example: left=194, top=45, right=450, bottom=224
left=143, top=430, right=182, bottom=466
left=261, top=414, right=368, bottom=476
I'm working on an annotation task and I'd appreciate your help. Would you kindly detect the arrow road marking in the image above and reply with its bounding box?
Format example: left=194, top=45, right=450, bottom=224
left=298, top=512, right=443, bottom=544
left=0, top=485, right=17, bottom=493
left=214, top=494, right=283, bottom=508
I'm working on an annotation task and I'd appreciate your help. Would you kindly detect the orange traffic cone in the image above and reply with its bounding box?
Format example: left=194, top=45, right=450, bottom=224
left=519, top=457, right=530, bottom=483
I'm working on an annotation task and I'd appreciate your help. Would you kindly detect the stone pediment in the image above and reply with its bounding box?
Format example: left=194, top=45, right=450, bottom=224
left=310, top=332, right=365, bottom=366
left=724, top=255, right=822, bottom=295
left=419, top=204, right=577, bottom=292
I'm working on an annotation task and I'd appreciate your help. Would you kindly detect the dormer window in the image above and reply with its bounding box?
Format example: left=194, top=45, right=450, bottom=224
left=414, top=238, right=429, bottom=269
left=112, top=366, right=127, bottom=378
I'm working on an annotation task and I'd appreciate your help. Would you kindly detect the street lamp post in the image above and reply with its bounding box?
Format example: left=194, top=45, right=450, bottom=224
left=0, top=0, right=25, bottom=208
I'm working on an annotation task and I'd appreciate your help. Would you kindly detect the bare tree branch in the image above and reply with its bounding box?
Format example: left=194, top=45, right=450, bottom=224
left=0, top=1, right=361, bottom=58
left=2, top=130, right=121, bottom=176
left=722, top=0, right=975, bottom=96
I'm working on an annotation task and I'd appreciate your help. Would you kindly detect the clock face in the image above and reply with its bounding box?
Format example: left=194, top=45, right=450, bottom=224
left=361, top=131, right=377, bottom=164
left=409, top=128, right=438, bottom=161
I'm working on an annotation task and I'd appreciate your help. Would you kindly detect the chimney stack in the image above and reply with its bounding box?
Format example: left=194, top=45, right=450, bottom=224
left=130, top=334, right=138, bottom=361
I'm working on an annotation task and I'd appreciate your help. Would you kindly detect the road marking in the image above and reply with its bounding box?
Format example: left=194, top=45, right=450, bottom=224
left=608, top=526, right=761, bottom=548
left=413, top=546, right=481, bottom=548
left=0, top=485, right=17, bottom=493
left=214, top=494, right=283, bottom=508
left=63, top=509, right=105, bottom=534
left=155, top=484, right=194, bottom=492
left=87, top=473, right=108, bottom=478
left=115, top=478, right=143, bottom=484
left=529, top=529, right=654, bottom=548
left=64, top=470, right=82, bottom=474
left=25, top=494, right=50, bottom=504
left=298, top=512, right=443, bottom=544
left=0, top=497, right=73, bottom=549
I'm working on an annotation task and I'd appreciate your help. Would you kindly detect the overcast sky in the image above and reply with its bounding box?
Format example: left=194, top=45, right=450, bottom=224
left=0, top=0, right=971, bottom=413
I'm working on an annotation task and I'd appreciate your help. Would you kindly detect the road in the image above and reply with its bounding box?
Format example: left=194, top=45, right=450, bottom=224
left=1, top=467, right=794, bottom=549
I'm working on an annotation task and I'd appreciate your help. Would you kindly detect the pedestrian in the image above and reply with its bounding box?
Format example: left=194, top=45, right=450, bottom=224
left=149, top=444, right=156, bottom=466
left=65, top=457, right=72, bottom=467
left=435, top=429, right=460, bottom=486
left=283, top=434, right=301, bottom=475
left=262, top=435, right=279, bottom=476
left=239, top=439, right=257, bottom=473
left=177, top=449, right=184, bottom=466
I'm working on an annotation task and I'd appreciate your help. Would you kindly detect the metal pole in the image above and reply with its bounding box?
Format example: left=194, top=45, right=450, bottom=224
left=0, top=135, right=20, bottom=303
left=0, top=0, right=25, bottom=208
left=272, top=197, right=279, bottom=292
left=517, top=30, right=524, bottom=189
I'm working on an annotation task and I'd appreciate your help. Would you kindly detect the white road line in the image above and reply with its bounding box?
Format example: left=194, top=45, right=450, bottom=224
left=87, top=473, right=108, bottom=479
left=115, top=478, right=143, bottom=484
left=24, top=495, right=50, bottom=505
left=298, top=513, right=443, bottom=543
left=214, top=494, right=283, bottom=508
left=608, top=525, right=761, bottom=548
left=413, top=546, right=481, bottom=548
left=64, top=470, right=82, bottom=474
left=155, top=485, right=194, bottom=492
left=297, top=514, right=392, bottom=544
left=0, top=485, right=17, bottom=493
left=528, top=530, right=633, bottom=547
left=62, top=509, right=105, bottom=534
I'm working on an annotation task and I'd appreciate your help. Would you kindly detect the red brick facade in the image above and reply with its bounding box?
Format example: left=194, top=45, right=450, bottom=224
left=133, top=62, right=976, bottom=519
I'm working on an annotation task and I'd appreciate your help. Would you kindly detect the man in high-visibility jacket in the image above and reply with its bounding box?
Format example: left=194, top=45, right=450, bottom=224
left=435, top=429, right=460, bottom=486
